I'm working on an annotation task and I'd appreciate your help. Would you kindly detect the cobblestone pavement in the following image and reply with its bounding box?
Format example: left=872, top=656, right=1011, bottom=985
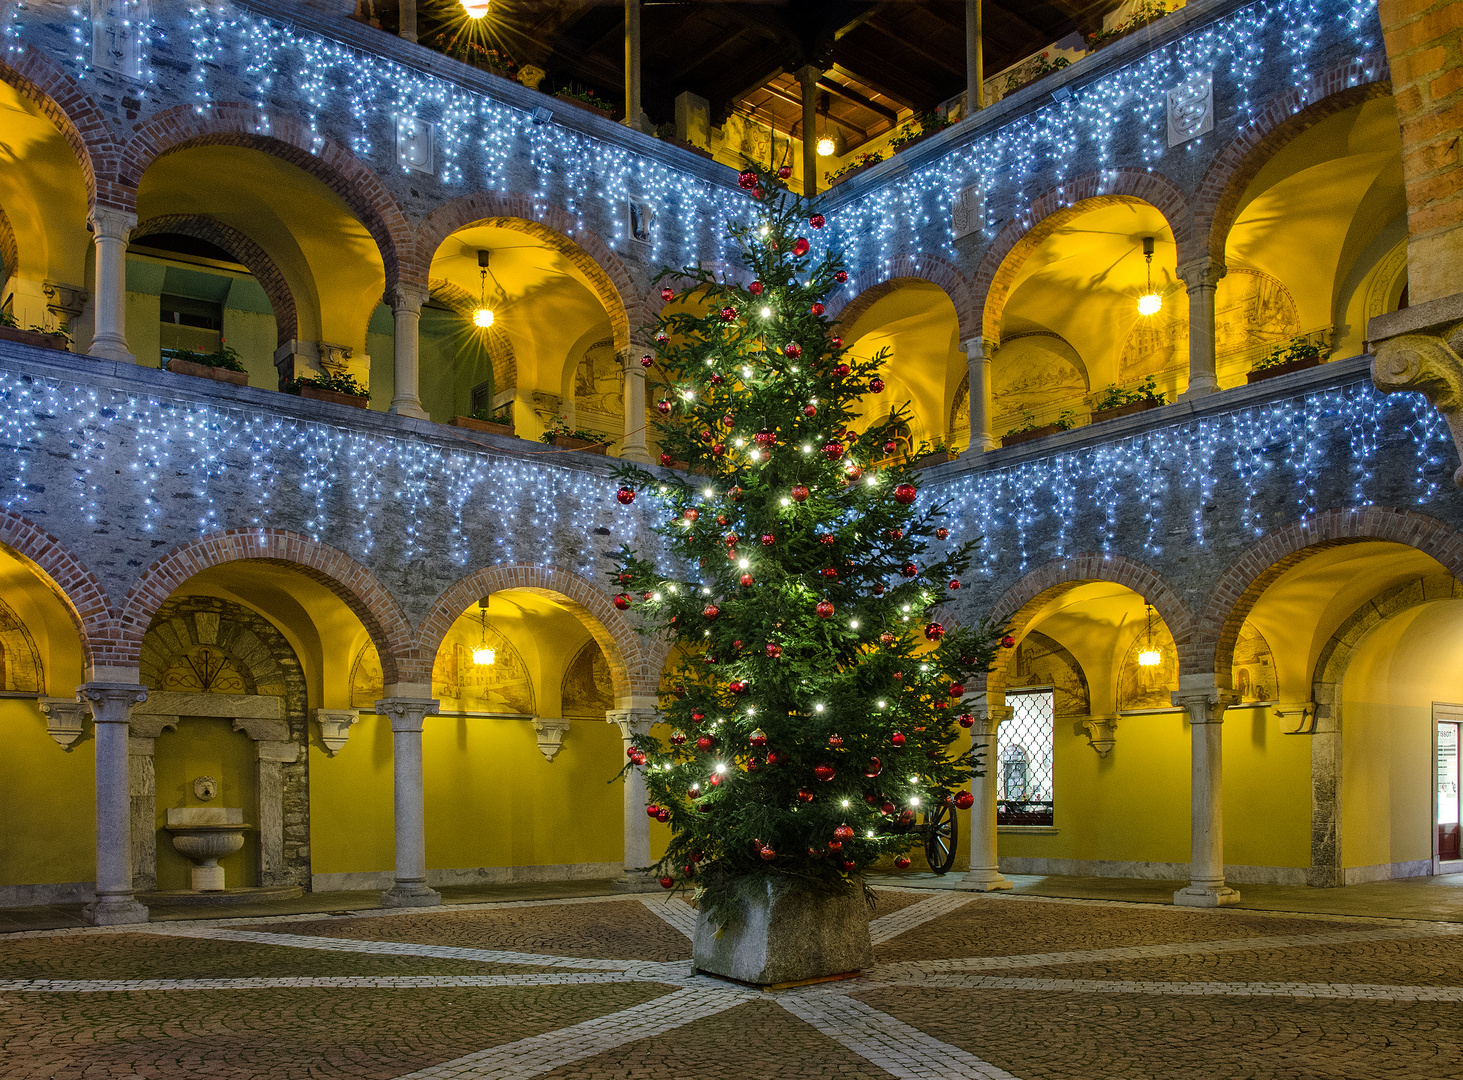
left=2, top=888, right=1461, bottom=1079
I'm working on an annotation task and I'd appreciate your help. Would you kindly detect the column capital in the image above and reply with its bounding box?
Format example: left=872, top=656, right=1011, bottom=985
left=375, top=697, right=440, bottom=733
left=388, top=282, right=430, bottom=313
left=1171, top=679, right=1237, bottom=724
left=315, top=709, right=361, bottom=755
left=78, top=682, right=148, bottom=722
left=795, top=63, right=825, bottom=88
left=607, top=707, right=658, bottom=741
left=962, top=336, right=996, bottom=360
left=1176, top=259, right=1227, bottom=291
left=963, top=702, right=1012, bottom=738
left=617, top=344, right=645, bottom=371
left=39, top=696, right=91, bottom=748
left=88, top=207, right=137, bottom=242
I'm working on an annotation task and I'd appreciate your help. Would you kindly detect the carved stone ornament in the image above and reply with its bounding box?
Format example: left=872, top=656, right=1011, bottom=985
left=1167, top=71, right=1213, bottom=147
left=1371, top=322, right=1463, bottom=486
left=1274, top=701, right=1318, bottom=735
left=951, top=182, right=984, bottom=242
left=193, top=775, right=217, bottom=801
left=532, top=718, right=571, bottom=761
left=314, top=709, right=360, bottom=755
left=1080, top=715, right=1118, bottom=757
left=396, top=115, right=434, bottom=174
left=38, top=697, right=91, bottom=749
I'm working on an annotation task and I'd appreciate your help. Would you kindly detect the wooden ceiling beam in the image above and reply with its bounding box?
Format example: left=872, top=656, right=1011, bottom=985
left=827, top=50, right=940, bottom=112
left=816, top=77, right=896, bottom=123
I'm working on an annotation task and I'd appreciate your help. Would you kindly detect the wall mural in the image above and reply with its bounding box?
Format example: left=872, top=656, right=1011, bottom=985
left=1232, top=620, right=1278, bottom=703
left=560, top=639, right=614, bottom=718
left=0, top=595, right=43, bottom=693
left=351, top=621, right=535, bottom=715
left=1007, top=630, right=1090, bottom=716
left=1116, top=617, right=1179, bottom=711
left=990, top=334, right=1088, bottom=429
left=574, top=338, right=623, bottom=439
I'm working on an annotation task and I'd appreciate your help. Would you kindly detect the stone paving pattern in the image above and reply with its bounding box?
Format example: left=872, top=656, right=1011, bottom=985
left=2, top=889, right=1462, bottom=1079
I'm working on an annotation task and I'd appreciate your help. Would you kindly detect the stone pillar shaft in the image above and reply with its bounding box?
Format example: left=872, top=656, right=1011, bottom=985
left=624, top=0, right=642, bottom=131
left=377, top=697, right=441, bottom=907
left=962, top=337, right=996, bottom=452
left=88, top=209, right=137, bottom=365
left=389, top=284, right=429, bottom=419
left=966, top=0, right=983, bottom=114
left=1179, top=260, right=1226, bottom=399
left=1173, top=679, right=1239, bottom=907
left=399, top=0, right=416, bottom=41
left=618, top=346, right=652, bottom=463
left=608, top=708, right=658, bottom=891
left=80, top=682, right=150, bottom=925
left=960, top=702, right=1013, bottom=890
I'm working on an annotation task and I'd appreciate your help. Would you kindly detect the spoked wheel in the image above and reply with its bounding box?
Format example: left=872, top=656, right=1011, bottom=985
left=923, top=799, right=959, bottom=875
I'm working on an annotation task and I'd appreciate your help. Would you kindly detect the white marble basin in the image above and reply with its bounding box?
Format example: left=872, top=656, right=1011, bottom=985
left=165, top=807, right=251, bottom=891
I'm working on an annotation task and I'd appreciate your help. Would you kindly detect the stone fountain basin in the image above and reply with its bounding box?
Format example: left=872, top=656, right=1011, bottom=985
left=164, top=807, right=251, bottom=890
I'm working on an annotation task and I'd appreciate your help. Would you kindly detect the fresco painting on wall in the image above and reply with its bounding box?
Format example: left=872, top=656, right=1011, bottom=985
left=561, top=640, right=614, bottom=718
left=574, top=340, right=623, bottom=439
left=1117, top=618, right=1179, bottom=711
left=350, top=622, right=535, bottom=715
left=1232, top=620, right=1279, bottom=703
left=0, top=596, right=43, bottom=693
left=1008, top=630, right=1091, bottom=716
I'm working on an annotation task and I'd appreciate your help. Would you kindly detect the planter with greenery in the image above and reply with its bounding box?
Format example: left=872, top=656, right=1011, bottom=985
left=1248, top=337, right=1328, bottom=383
left=1002, top=410, right=1078, bottom=447
left=888, top=113, right=952, bottom=156
left=1086, top=1, right=1172, bottom=51
left=909, top=440, right=959, bottom=469
left=825, top=151, right=885, bottom=187
left=554, top=87, right=617, bottom=121
left=654, top=124, right=715, bottom=160
left=288, top=371, right=369, bottom=409
left=452, top=406, right=516, bottom=437
left=0, top=313, right=70, bottom=352
left=1003, top=52, right=1071, bottom=96
left=540, top=416, right=608, bottom=453
left=1091, top=377, right=1165, bottom=422
left=164, top=346, right=248, bottom=386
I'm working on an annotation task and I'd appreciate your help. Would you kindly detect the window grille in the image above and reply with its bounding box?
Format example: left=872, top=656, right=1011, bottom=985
left=997, top=689, right=1054, bottom=826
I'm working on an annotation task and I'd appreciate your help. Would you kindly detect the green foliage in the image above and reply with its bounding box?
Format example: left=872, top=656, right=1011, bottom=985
left=1055, top=410, right=1079, bottom=431
left=1086, top=0, right=1171, bottom=46
left=166, top=346, right=246, bottom=373
left=470, top=404, right=514, bottom=426
left=824, top=151, right=885, bottom=185
left=1253, top=335, right=1328, bottom=371
left=1005, top=51, right=1070, bottom=94
left=0, top=310, right=16, bottom=329
left=1094, top=375, right=1165, bottom=412
left=888, top=112, right=952, bottom=153
left=555, top=85, right=615, bottom=114
left=2, top=310, right=71, bottom=342
left=540, top=414, right=607, bottom=444
left=610, top=165, right=1007, bottom=917
left=287, top=370, right=367, bottom=398
left=1004, top=410, right=1077, bottom=438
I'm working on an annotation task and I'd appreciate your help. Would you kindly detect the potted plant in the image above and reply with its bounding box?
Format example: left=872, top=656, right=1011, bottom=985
left=654, top=122, right=715, bottom=160
left=0, top=312, right=70, bottom=352
left=164, top=345, right=249, bottom=387
left=1003, top=51, right=1071, bottom=96
left=554, top=86, right=617, bottom=121
left=1086, top=0, right=1171, bottom=51
left=1002, top=410, right=1078, bottom=447
left=452, top=405, right=516, bottom=437
left=288, top=370, right=369, bottom=409
left=1248, top=337, right=1328, bottom=383
left=541, top=414, right=608, bottom=453
left=1090, top=376, right=1166, bottom=422
left=825, top=150, right=885, bottom=187
left=887, top=112, right=952, bottom=156
left=909, top=438, right=958, bottom=469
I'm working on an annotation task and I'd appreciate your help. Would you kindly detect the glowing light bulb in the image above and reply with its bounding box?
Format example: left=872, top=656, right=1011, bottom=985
left=473, top=307, right=494, bottom=328
left=715, top=763, right=727, bottom=774
left=1138, top=648, right=1162, bottom=667
left=850, top=619, right=860, bottom=629
left=472, top=646, right=496, bottom=665
left=739, top=558, right=750, bottom=569
left=460, top=0, right=490, bottom=17
left=760, top=306, right=772, bottom=318
left=816, top=137, right=836, bottom=156
left=841, top=799, right=850, bottom=807
left=909, top=796, right=921, bottom=807
left=1137, top=292, right=1162, bottom=316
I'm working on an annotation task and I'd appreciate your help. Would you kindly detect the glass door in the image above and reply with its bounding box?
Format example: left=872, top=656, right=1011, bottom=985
left=1438, top=718, right=1461, bottom=871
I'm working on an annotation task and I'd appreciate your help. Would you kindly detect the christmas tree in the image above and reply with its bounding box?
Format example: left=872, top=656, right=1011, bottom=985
left=610, top=164, right=1006, bottom=921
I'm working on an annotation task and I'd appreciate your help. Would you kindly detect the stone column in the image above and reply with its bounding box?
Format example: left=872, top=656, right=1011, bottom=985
left=80, top=682, right=150, bottom=925
left=624, top=0, right=643, bottom=132
left=607, top=707, right=659, bottom=891
left=389, top=283, right=429, bottom=419
left=1178, top=259, right=1226, bottom=399
left=966, top=0, right=983, bottom=115
left=960, top=699, right=1013, bottom=890
left=796, top=65, right=822, bottom=197
left=87, top=208, right=137, bottom=365
left=962, top=337, right=997, bottom=452
left=256, top=739, right=298, bottom=886
left=1173, top=676, right=1239, bottom=907
left=377, top=697, right=441, bottom=907
left=399, top=0, right=416, bottom=41
left=1369, top=301, right=1463, bottom=487
left=617, top=346, right=653, bottom=463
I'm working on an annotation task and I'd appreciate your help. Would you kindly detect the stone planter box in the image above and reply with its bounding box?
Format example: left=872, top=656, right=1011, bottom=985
left=451, top=415, right=515, bottom=437
left=692, top=875, right=872, bottom=987
left=1247, top=356, right=1322, bottom=383
left=555, top=93, right=617, bottom=121
left=1002, top=423, right=1065, bottom=447
left=910, top=449, right=958, bottom=469
left=0, top=325, right=68, bottom=352
left=890, top=130, right=940, bottom=156
left=167, top=357, right=248, bottom=387
left=1004, top=63, right=1069, bottom=97
left=1091, top=399, right=1162, bottom=423
left=549, top=434, right=608, bottom=453
left=299, top=383, right=369, bottom=409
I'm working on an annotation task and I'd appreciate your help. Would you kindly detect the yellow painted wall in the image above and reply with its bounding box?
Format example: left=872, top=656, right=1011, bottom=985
left=0, top=699, right=95, bottom=886
left=1222, top=704, right=1311, bottom=868
left=152, top=717, right=260, bottom=890
left=309, top=710, right=396, bottom=876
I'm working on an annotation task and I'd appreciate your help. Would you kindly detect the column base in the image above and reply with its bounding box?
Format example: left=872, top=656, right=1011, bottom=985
left=88, top=343, right=137, bottom=365
left=380, top=880, right=441, bottom=907
left=620, top=446, right=653, bottom=464
left=1178, top=382, right=1220, bottom=401
left=388, top=399, right=429, bottom=420
left=82, top=894, right=150, bottom=926
left=958, top=868, right=1013, bottom=891
left=611, top=871, right=663, bottom=894
left=1173, top=883, right=1241, bottom=907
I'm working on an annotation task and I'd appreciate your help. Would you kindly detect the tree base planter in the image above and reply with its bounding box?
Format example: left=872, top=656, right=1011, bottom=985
left=451, top=415, right=515, bottom=437
left=298, top=384, right=369, bottom=409
left=0, top=325, right=68, bottom=352
left=549, top=434, right=608, bottom=453
left=1002, top=423, right=1065, bottom=447
left=1247, top=356, right=1321, bottom=383
left=167, top=357, right=248, bottom=386
left=691, top=876, right=872, bottom=987
left=1091, top=399, right=1162, bottom=423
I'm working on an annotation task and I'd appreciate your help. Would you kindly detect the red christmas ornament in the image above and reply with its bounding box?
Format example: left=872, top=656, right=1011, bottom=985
left=619, top=571, right=633, bottom=584
left=660, top=286, right=675, bottom=302
left=954, top=791, right=975, bottom=810
left=660, top=876, right=675, bottom=888
left=879, top=632, right=895, bottom=645
left=828, top=733, right=843, bottom=748
left=762, top=533, right=776, bottom=546
left=810, top=213, right=826, bottom=229
left=712, top=442, right=726, bottom=456
left=709, top=773, right=723, bottom=786
left=766, top=750, right=783, bottom=765
left=724, top=533, right=739, bottom=547
left=684, top=507, right=699, bottom=521
left=894, top=483, right=917, bottom=504
left=656, top=399, right=673, bottom=416
left=924, top=622, right=945, bottom=641
left=646, top=804, right=661, bottom=818
left=832, top=334, right=844, bottom=347
left=845, top=464, right=863, bottom=482
left=729, top=680, right=749, bottom=694
left=690, top=849, right=703, bottom=862
left=784, top=342, right=802, bottom=358
left=710, top=373, right=725, bottom=386
left=950, top=682, right=965, bottom=696
left=868, top=377, right=885, bottom=393
left=749, top=280, right=764, bottom=296
left=828, top=839, right=843, bottom=852
left=778, top=165, right=793, bottom=179
left=881, top=801, right=896, bottom=815
left=738, top=169, right=758, bottom=189
left=902, top=563, right=919, bottom=577
left=740, top=573, right=755, bottom=587
left=958, top=713, right=975, bottom=728
left=752, top=186, right=765, bottom=199
left=759, top=844, right=777, bottom=861
left=936, top=527, right=949, bottom=540
left=629, top=751, right=646, bottom=765
left=1001, top=635, right=1016, bottom=649
left=719, top=305, right=738, bottom=322
left=803, top=404, right=818, bottom=418
left=792, top=237, right=810, bottom=256
left=841, top=858, right=857, bottom=872
left=891, top=731, right=906, bottom=747
left=639, top=354, right=653, bottom=368
left=656, top=808, right=670, bottom=823
left=627, top=746, right=640, bottom=759
left=797, top=788, right=814, bottom=803
left=614, top=593, right=631, bottom=610
left=816, top=600, right=835, bottom=619
left=672, top=730, right=688, bottom=744
left=834, top=269, right=849, bottom=283
left=750, top=727, right=768, bottom=747
left=820, top=533, right=837, bottom=545
left=833, top=363, right=851, bottom=378
left=642, top=591, right=653, bottom=600
left=949, top=579, right=961, bottom=590
left=791, top=485, right=809, bottom=502
left=864, top=757, right=883, bottom=778
left=764, top=642, right=782, bottom=658
left=811, top=302, right=825, bottom=316
left=696, top=735, right=715, bottom=751
left=834, top=823, right=855, bottom=842
left=754, top=430, right=778, bottom=447
left=873, top=584, right=886, bottom=596
left=884, top=440, right=898, bottom=454
left=660, top=453, right=675, bottom=467
left=703, top=604, right=719, bottom=620
left=814, top=763, right=836, bottom=782
left=894, top=856, right=911, bottom=870
left=821, top=567, right=838, bottom=580
left=617, top=487, right=636, bottom=505
left=888, top=528, right=904, bottom=540
left=823, top=441, right=845, bottom=460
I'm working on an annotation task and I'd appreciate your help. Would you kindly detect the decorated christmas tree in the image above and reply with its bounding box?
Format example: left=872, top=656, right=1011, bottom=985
left=610, top=165, right=1005, bottom=964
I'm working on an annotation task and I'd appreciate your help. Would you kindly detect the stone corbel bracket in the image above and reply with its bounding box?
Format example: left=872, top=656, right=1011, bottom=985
left=1274, top=701, right=1318, bottom=735
left=532, top=718, right=571, bottom=761
left=1080, top=714, right=1118, bottom=757
left=39, top=696, right=91, bottom=749
left=1369, top=299, right=1463, bottom=486
left=315, top=709, right=361, bottom=756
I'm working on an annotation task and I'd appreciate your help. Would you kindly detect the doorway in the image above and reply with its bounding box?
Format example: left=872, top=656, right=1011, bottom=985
left=1437, top=704, right=1463, bottom=874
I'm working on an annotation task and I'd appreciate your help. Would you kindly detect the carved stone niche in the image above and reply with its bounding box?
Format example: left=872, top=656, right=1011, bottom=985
left=1369, top=295, right=1463, bottom=486
left=1080, top=715, right=1118, bottom=757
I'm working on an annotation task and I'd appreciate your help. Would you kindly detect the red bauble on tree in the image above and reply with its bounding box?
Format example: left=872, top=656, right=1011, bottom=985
left=810, top=213, right=825, bottom=229
left=811, top=302, right=825, bottom=316
left=834, top=269, right=849, bottom=283
left=869, top=377, right=885, bottom=393
left=815, top=600, right=835, bottom=619
left=924, top=622, right=945, bottom=641
left=784, top=342, right=801, bottom=358
left=954, top=791, right=975, bottom=810
left=660, top=286, right=675, bottom=302
left=936, top=527, right=949, bottom=540
left=617, top=487, right=636, bottom=504
left=813, top=763, right=836, bottom=782
left=640, top=354, right=654, bottom=368
left=1001, top=635, right=1016, bottom=649
left=778, top=165, right=793, bottom=179
left=791, top=485, right=809, bottom=502
left=614, top=593, right=631, bottom=610
left=738, top=169, right=758, bottom=189
left=894, top=483, right=917, bottom=504
left=749, top=280, right=764, bottom=296
left=792, top=237, right=810, bottom=256
left=719, top=305, right=738, bottom=322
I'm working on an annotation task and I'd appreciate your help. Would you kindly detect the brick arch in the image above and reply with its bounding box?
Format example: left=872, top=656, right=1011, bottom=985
left=427, top=277, right=519, bottom=392
left=124, top=105, right=415, bottom=289
left=415, top=193, right=636, bottom=349
left=0, top=511, right=114, bottom=676
left=1194, top=55, right=1390, bottom=265
left=133, top=214, right=298, bottom=348
left=1193, top=507, right=1463, bottom=685
left=116, top=529, right=413, bottom=685
left=416, top=564, right=665, bottom=704
left=827, top=255, right=976, bottom=342
left=978, top=552, right=1194, bottom=695
left=0, top=48, right=128, bottom=213
left=972, top=169, right=1194, bottom=343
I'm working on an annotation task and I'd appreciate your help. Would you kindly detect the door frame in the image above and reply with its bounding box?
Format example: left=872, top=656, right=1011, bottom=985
left=1432, top=702, right=1463, bottom=875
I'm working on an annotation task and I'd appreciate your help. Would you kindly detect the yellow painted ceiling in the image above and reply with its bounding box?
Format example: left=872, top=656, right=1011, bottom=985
left=0, top=80, right=89, bottom=283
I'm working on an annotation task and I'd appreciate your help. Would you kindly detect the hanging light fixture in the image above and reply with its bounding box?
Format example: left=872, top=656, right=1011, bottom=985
left=473, top=249, right=502, bottom=329
left=1137, top=603, right=1161, bottom=667
left=472, top=597, right=496, bottom=666
left=460, top=0, right=491, bottom=19
left=1136, top=236, right=1162, bottom=316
